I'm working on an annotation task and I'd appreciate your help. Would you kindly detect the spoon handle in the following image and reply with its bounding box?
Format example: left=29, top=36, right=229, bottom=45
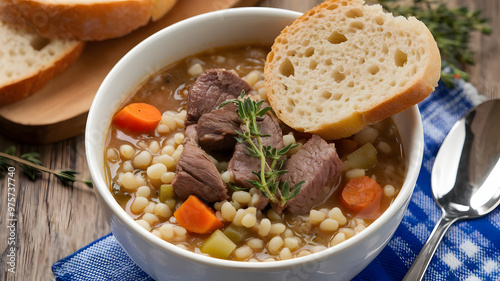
left=402, top=215, right=458, bottom=281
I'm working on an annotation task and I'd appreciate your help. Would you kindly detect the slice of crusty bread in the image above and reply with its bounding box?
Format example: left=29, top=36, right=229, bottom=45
left=265, top=0, right=441, bottom=140
left=0, top=19, right=84, bottom=106
left=7, top=0, right=177, bottom=41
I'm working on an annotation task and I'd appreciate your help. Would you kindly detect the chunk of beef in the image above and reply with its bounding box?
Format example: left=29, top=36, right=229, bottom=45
left=197, top=103, right=241, bottom=152
left=185, top=69, right=251, bottom=125
left=228, top=114, right=284, bottom=209
left=278, top=135, right=343, bottom=215
left=172, top=143, right=228, bottom=202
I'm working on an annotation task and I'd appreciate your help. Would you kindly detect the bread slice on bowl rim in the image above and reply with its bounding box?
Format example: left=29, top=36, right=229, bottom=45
left=264, top=0, right=441, bottom=140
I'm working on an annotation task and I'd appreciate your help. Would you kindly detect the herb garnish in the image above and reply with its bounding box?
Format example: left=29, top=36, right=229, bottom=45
left=375, top=0, right=492, bottom=87
left=219, top=92, right=303, bottom=207
left=0, top=146, right=93, bottom=187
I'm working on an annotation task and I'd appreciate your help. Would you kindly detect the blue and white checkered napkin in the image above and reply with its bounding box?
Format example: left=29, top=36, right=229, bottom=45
left=52, top=80, right=500, bottom=281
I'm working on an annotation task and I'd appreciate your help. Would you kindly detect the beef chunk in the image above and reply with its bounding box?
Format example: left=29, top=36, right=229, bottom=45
left=228, top=140, right=260, bottom=190
left=228, top=114, right=284, bottom=209
left=185, top=69, right=251, bottom=125
left=172, top=143, right=228, bottom=202
left=279, top=135, right=343, bottom=215
left=197, top=104, right=241, bottom=152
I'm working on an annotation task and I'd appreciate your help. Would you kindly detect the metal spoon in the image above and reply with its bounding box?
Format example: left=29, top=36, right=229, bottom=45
left=403, top=99, right=500, bottom=281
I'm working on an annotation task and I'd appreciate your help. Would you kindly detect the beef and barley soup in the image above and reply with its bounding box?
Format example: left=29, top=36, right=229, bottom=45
left=105, top=45, right=406, bottom=261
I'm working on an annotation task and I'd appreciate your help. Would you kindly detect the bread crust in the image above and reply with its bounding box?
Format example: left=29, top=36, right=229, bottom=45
left=0, top=41, right=84, bottom=106
left=9, top=0, right=176, bottom=41
left=265, top=0, right=441, bottom=140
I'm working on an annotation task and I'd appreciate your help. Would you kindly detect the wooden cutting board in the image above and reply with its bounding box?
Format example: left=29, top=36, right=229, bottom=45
left=0, top=0, right=260, bottom=144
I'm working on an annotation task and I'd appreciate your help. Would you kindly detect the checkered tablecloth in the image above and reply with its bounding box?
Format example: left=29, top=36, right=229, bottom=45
left=52, top=79, right=500, bottom=281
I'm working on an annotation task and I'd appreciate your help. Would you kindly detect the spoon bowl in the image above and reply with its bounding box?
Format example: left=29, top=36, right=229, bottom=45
left=433, top=99, right=500, bottom=218
left=403, top=99, right=500, bottom=280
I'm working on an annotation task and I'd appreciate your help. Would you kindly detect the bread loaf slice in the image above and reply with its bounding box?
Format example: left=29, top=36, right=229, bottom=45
left=7, top=0, right=177, bottom=41
left=265, top=0, right=441, bottom=140
left=0, top=19, right=84, bottom=106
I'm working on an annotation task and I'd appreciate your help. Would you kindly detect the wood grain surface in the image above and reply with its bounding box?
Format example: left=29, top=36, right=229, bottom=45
left=0, top=0, right=498, bottom=280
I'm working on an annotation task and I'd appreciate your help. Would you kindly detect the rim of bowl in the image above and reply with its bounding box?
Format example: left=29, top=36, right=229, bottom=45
left=86, top=6, right=424, bottom=271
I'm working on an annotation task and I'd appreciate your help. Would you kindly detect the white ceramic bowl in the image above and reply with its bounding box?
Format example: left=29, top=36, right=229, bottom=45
left=85, top=7, right=423, bottom=281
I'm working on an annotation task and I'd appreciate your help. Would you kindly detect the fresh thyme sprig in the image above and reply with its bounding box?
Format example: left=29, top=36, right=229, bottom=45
left=375, top=0, right=492, bottom=87
left=219, top=92, right=303, bottom=207
left=0, top=146, right=93, bottom=188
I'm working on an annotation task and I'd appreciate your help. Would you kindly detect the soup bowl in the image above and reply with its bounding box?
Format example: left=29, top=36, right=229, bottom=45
left=85, top=7, right=424, bottom=281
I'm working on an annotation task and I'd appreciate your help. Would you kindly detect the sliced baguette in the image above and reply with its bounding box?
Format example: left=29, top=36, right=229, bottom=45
left=265, top=0, right=441, bottom=140
left=7, top=0, right=177, bottom=41
left=0, top=19, right=84, bottom=106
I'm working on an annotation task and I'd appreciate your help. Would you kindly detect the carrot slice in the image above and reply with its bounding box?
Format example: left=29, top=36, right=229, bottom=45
left=113, top=103, right=161, bottom=132
left=174, top=195, right=223, bottom=234
left=341, top=176, right=382, bottom=219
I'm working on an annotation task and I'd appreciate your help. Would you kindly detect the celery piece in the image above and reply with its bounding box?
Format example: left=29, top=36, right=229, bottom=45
left=223, top=224, right=251, bottom=244
left=346, top=143, right=377, bottom=169
left=200, top=229, right=236, bottom=259
left=159, top=184, right=174, bottom=203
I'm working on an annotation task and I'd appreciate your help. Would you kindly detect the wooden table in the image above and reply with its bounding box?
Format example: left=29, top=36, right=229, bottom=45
left=0, top=0, right=498, bottom=280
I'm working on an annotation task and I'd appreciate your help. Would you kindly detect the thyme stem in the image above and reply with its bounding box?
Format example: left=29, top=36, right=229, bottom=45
left=256, top=123, right=278, bottom=204
left=0, top=152, right=53, bottom=173
left=0, top=151, right=93, bottom=187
